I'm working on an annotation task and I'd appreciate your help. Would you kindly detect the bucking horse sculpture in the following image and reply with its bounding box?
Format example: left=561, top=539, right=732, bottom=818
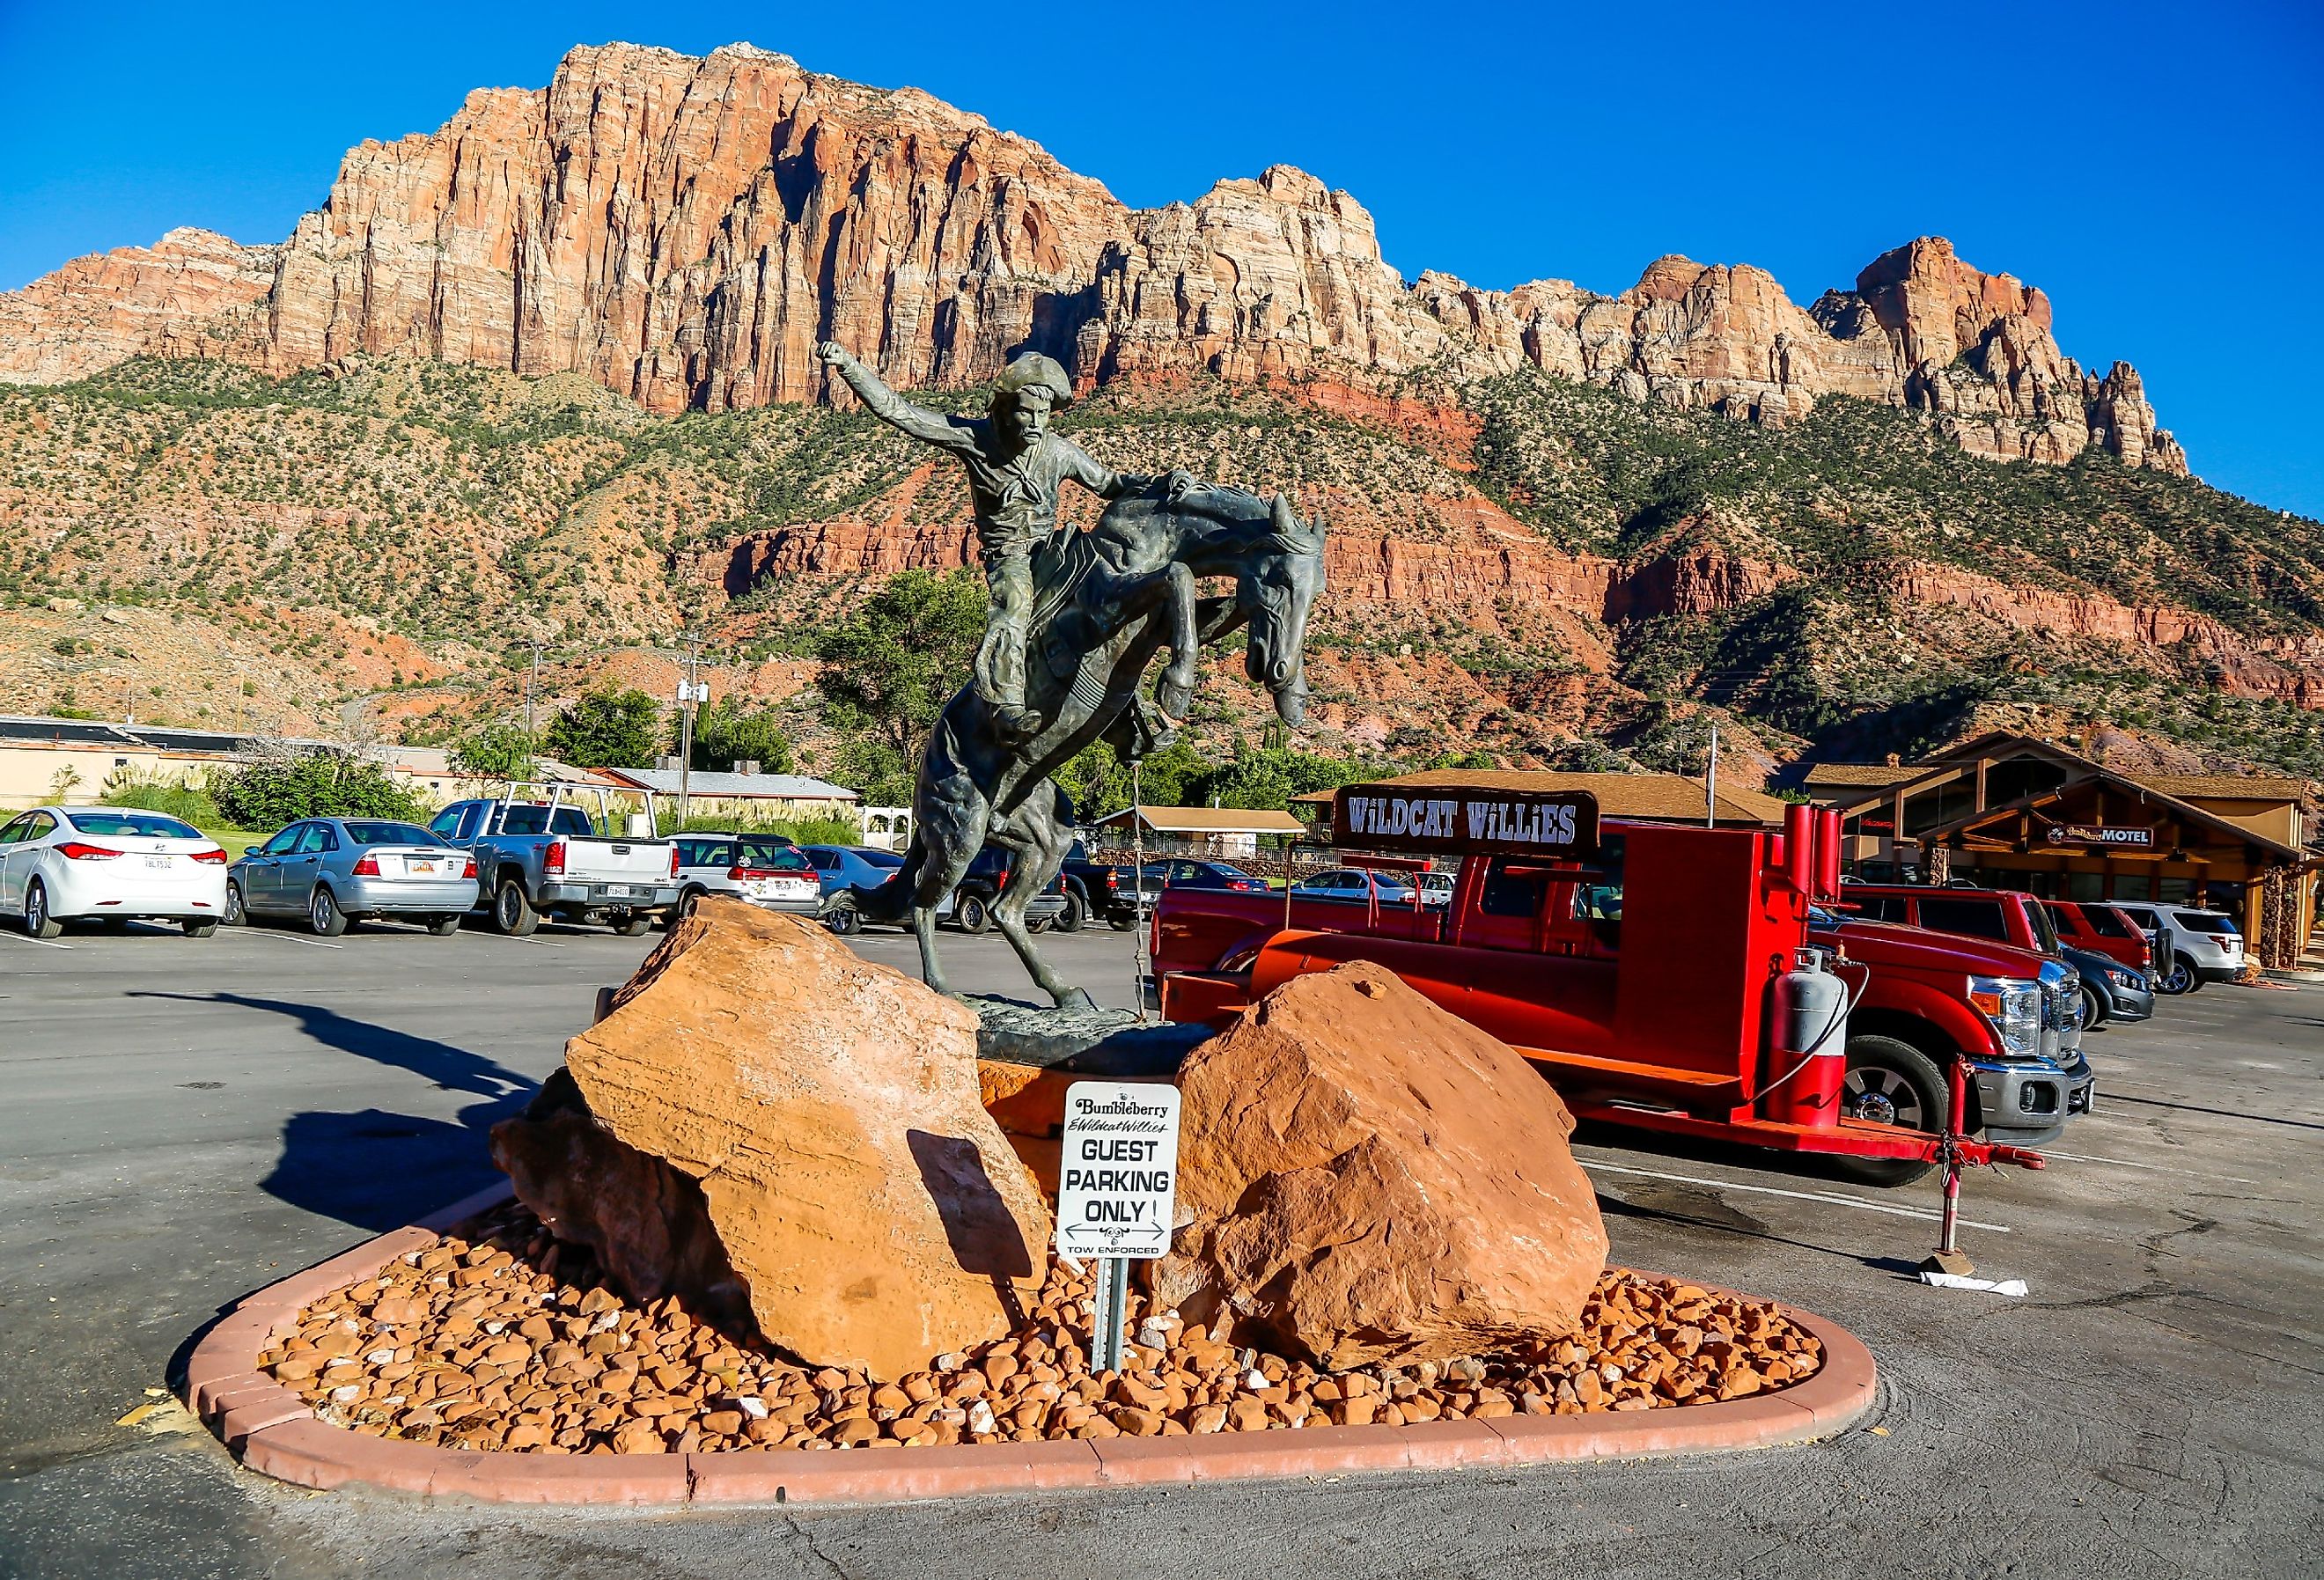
left=857, top=472, right=1325, bottom=1008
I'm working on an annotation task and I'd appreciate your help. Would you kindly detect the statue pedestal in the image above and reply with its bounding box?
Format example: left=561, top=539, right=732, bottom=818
left=967, top=995, right=1207, bottom=1077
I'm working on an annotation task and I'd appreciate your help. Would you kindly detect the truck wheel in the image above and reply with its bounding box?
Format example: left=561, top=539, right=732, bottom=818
left=611, top=913, right=652, bottom=937
left=493, top=880, right=540, bottom=937
left=181, top=919, right=219, bottom=937
left=2157, top=959, right=2195, bottom=996
left=957, top=893, right=992, bottom=935
left=424, top=915, right=462, bottom=937
left=1029, top=915, right=1053, bottom=934
left=1108, top=912, right=1137, bottom=932
left=1055, top=889, right=1087, bottom=933
left=1830, top=1035, right=1947, bottom=1187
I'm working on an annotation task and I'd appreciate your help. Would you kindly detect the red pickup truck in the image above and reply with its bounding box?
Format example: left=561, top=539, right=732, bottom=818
left=1153, top=789, right=2081, bottom=1184
left=2041, top=900, right=2153, bottom=972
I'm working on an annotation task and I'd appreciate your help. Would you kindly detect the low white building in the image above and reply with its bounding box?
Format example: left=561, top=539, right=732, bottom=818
left=0, top=715, right=485, bottom=812
left=1085, top=805, right=1306, bottom=858
left=592, top=767, right=860, bottom=827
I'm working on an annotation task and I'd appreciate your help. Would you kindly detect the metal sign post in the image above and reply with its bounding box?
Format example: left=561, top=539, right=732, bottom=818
left=1056, top=1080, right=1181, bottom=1374
left=1088, top=1256, right=1131, bottom=1374
left=1129, top=759, right=1149, bottom=1021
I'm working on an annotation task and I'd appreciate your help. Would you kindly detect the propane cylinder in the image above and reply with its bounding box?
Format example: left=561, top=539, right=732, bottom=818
left=1761, top=950, right=1849, bottom=1128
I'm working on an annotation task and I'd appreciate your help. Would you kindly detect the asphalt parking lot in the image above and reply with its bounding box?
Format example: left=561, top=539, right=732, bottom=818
left=2, top=916, right=2319, bottom=1578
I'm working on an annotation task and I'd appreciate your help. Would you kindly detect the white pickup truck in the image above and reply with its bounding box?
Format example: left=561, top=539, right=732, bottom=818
left=428, top=783, right=678, bottom=936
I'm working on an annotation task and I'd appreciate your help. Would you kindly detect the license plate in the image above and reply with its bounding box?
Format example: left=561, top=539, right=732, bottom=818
left=408, top=861, right=438, bottom=876
left=602, top=885, right=637, bottom=898
left=144, top=856, right=171, bottom=870
left=743, top=882, right=771, bottom=897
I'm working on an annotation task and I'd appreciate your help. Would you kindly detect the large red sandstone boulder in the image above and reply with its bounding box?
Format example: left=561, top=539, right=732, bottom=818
left=494, top=899, right=1049, bottom=1380
left=1156, top=960, right=1607, bottom=1367
left=492, top=1066, right=754, bottom=1334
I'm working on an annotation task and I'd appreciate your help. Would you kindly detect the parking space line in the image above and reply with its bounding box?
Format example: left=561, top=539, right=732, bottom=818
left=234, top=929, right=343, bottom=951
left=0, top=930, right=71, bottom=951
left=1578, top=1159, right=2012, bottom=1233
left=2041, top=1149, right=2254, bottom=1184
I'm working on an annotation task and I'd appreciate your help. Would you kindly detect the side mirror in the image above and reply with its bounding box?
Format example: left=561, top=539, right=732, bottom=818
left=242, top=847, right=261, bottom=856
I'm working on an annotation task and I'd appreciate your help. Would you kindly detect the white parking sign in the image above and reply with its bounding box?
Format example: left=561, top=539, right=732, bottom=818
left=1056, top=1081, right=1181, bottom=1260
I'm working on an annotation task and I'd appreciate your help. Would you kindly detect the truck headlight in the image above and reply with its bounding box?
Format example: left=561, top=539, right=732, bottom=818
left=1967, top=974, right=2041, bottom=1056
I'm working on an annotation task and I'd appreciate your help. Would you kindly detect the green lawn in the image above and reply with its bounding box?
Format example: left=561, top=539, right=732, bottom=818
left=195, top=822, right=274, bottom=856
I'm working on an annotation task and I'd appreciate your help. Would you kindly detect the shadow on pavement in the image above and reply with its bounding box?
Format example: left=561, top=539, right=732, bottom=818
left=128, top=991, right=535, bottom=1232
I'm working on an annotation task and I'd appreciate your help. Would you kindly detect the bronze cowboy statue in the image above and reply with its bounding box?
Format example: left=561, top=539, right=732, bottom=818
left=821, top=342, right=1164, bottom=740
left=820, top=342, right=1325, bottom=1009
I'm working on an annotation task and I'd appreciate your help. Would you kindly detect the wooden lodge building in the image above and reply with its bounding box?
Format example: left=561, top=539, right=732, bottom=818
left=1802, top=732, right=2317, bottom=968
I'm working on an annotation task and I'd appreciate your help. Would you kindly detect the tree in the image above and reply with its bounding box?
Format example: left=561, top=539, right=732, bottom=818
left=1052, top=742, right=1134, bottom=821
left=210, top=753, right=429, bottom=828
left=812, top=569, right=986, bottom=799
left=1113, top=738, right=1214, bottom=810
left=546, top=687, right=664, bottom=769
left=451, top=723, right=537, bottom=782
left=690, top=696, right=794, bottom=775
left=1182, top=744, right=1392, bottom=812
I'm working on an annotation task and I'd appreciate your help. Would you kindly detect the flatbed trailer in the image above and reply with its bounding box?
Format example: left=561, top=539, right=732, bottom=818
left=1154, top=786, right=2056, bottom=1182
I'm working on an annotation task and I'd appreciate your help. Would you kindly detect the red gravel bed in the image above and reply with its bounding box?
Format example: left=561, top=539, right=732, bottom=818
left=254, top=1201, right=1827, bottom=1458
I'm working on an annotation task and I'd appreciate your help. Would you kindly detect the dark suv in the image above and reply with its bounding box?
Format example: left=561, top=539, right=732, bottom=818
left=950, top=847, right=1069, bottom=935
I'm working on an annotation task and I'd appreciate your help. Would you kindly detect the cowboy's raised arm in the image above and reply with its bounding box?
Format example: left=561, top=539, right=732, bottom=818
left=818, top=342, right=974, bottom=452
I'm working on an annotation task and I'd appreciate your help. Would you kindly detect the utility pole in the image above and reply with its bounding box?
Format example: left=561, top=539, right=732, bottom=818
left=1705, top=722, right=1719, bottom=828
left=677, top=638, right=703, bottom=827
left=523, top=642, right=541, bottom=746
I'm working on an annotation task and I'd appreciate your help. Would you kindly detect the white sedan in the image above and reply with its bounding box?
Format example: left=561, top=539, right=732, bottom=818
left=0, top=805, right=230, bottom=937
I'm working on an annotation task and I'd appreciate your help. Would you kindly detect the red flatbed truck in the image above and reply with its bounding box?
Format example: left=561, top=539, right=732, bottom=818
left=1151, top=783, right=2073, bottom=1185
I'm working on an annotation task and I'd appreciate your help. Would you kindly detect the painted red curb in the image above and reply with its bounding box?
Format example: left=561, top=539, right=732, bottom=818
left=195, top=1189, right=1878, bottom=1505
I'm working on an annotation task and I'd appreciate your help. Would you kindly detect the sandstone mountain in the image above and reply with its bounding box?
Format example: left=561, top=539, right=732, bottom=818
left=1, top=43, right=2314, bottom=787
left=2, top=42, right=2181, bottom=479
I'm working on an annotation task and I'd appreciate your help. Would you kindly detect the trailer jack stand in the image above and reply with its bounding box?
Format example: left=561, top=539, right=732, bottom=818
left=1919, top=1128, right=1976, bottom=1277
left=1918, top=1056, right=1979, bottom=1278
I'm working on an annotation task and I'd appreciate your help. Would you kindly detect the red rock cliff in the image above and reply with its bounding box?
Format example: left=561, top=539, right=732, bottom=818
left=0, top=42, right=2186, bottom=476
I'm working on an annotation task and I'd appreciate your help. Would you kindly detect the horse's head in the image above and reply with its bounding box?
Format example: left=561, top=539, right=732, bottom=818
left=1096, top=475, right=1327, bottom=726
left=1239, top=495, right=1326, bottom=726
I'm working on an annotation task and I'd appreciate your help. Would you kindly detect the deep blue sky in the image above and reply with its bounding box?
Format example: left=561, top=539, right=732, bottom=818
left=3, top=1, right=2318, bottom=515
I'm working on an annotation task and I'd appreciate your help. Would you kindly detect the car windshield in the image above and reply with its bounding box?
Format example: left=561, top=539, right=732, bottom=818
left=343, top=821, right=443, bottom=847
left=2174, top=912, right=2239, bottom=935
left=63, top=810, right=202, bottom=840
left=2026, top=900, right=2059, bottom=953
left=858, top=849, right=903, bottom=867
left=2084, top=907, right=2136, bottom=938
left=1208, top=863, right=1253, bottom=878
left=739, top=841, right=812, bottom=871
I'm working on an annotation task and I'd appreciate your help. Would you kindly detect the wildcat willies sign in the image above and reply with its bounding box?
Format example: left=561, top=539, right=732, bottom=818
left=1331, top=783, right=1600, bottom=860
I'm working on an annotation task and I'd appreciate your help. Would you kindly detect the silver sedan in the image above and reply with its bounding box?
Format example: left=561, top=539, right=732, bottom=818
left=227, top=818, right=478, bottom=937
